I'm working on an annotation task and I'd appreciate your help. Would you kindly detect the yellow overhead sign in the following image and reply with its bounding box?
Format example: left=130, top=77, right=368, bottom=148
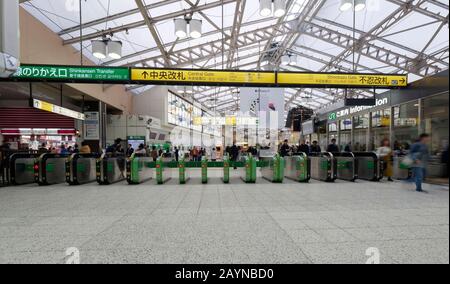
left=277, top=73, right=408, bottom=87
left=131, top=69, right=276, bottom=85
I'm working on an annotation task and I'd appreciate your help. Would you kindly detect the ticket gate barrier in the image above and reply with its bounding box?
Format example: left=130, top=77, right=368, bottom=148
left=178, top=158, right=190, bottom=184
left=393, top=156, right=412, bottom=180
left=127, top=154, right=155, bottom=185
left=223, top=155, right=231, bottom=184
left=96, top=154, right=127, bottom=185
left=260, top=154, right=285, bottom=183
left=156, top=157, right=172, bottom=185
left=240, top=154, right=257, bottom=183
left=284, top=153, right=311, bottom=183
left=66, top=153, right=99, bottom=185
left=34, top=154, right=70, bottom=186
left=178, top=157, right=212, bottom=184
left=334, top=152, right=358, bottom=182
left=3, top=153, right=39, bottom=185
left=353, top=152, right=383, bottom=181
left=310, top=153, right=337, bottom=182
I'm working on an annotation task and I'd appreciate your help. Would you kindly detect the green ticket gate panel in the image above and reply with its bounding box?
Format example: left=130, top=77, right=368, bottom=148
left=66, top=153, right=99, bottom=185
left=5, top=153, right=39, bottom=185
left=179, top=158, right=190, bottom=184
left=354, top=152, right=383, bottom=181
left=334, top=153, right=358, bottom=182
left=126, top=154, right=155, bottom=185
left=240, top=154, right=257, bottom=183
left=35, top=154, right=70, bottom=186
left=310, top=153, right=337, bottom=182
left=97, top=154, right=127, bottom=185
left=155, top=158, right=171, bottom=185
left=223, top=155, right=230, bottom=184
left=393, top=156, right=412, bottom=180
left=260, top=154, right=285, bottom=183
left=201, top=157, right=208, bottom=184
left=284, top=153, right=311, bottom=183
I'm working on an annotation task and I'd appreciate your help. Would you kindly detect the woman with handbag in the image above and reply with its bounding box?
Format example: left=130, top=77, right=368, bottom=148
left=377, top=138, right=394, bottom=182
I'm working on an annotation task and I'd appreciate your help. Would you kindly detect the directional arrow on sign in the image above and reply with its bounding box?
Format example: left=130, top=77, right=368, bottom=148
left=142, top=71, right=149, bottom=79
left=400, top=78, right=406, bottom=84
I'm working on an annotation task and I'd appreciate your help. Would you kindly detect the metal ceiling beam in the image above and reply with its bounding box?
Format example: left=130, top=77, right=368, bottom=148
left=62, top=0, right=237, bottom=45
left=102, top=17, right=275, bottom=66
left=300, top=20, right=442, bottom=76
left=226, top=0, right=246, bottom=69
left=57, top=0, right=180, bottom=36
left=120, top=22, right=292, bottom=68
left=313, top=17, right=449, bottom=68
left=134, top=0, right=171, bottom=66
left=387, top=0, right=449, bottom=22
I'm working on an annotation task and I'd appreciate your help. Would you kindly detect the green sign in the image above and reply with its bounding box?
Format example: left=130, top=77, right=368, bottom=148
left=13, top=65, right=129, bottom=81
left=329, top=112, right=337, bottom=121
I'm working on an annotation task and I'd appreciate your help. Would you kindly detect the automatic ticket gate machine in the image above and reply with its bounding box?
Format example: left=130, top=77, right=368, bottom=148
left=240, top=154, right=257, bottom=183
left=260, top=153, right=285, bottom=183
left=309, top=152, right=337, bottom=182
left=353, top=152, right=383, bottom=181
left=34, top=153, right=70, bottom=186
left=2, top=152, right=40, bottom=185
left=284, top=153, right=311, bottom=183
left=96, top=153, right=127, bottom=185
left=127, top=153, right=155, bottom=185
left=66, top=153, right=100, bottom=185
left=333, top=152, right=358, bottom=182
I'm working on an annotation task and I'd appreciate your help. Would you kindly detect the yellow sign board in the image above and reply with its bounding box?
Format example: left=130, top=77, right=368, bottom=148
left=131, top=69, right=276, bottom=85
left=33, top=99, right=85, bottom=120
left=277, top=73, right=408, bottom=87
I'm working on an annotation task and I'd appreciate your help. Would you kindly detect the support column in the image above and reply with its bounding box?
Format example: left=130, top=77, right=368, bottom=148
left=99, top=101, right=107, bottom=150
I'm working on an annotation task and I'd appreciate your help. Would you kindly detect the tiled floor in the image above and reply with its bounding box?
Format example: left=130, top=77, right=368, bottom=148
left=0, top=169, right=448, bottom=264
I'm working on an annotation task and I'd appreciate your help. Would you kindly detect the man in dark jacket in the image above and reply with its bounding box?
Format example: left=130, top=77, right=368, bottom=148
left=310, top=141, right=321, bottom=153
left=280, top=140, right=290, bottom=157
left=327, top=139, right=340, bottom=153
left=298, top=141, right=310, bottom=155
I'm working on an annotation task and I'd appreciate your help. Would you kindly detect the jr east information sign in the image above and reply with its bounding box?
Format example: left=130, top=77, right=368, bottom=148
left=12, top=65, right=130, bottom=82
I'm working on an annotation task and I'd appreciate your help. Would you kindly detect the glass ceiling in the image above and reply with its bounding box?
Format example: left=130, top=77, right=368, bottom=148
left=21, top=0, right=449, bottom=113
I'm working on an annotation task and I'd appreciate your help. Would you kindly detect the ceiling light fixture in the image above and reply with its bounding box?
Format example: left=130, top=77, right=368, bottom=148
left=174, top=16, right=203, bottom=39
left=260, top=0, right=286, bottom=18
left=340, top=0, right=366, bottom=12
left=354, top=0, right=366, bottom=12
left=91, top=37, right=122, bottom=60
left=340, top=0, right=353, bottom=12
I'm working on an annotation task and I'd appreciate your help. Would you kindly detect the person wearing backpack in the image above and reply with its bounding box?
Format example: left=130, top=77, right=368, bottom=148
left=410, top=134, right=431, bottom=193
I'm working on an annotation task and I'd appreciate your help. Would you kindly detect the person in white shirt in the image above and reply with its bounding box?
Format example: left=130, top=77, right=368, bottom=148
left=211, top=147, right=217, bottom=161
left=377, top=138, right=394, bottom=182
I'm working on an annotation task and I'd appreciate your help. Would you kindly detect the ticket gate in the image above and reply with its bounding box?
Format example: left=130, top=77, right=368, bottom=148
left=353, top=152, right=383, bottom=181
left=96, top=154, right=127, bottom=185
left=284, top=153, right=311, bottom=183
left=310, top=152, right=337, bottom=182
left=2, top=153, right=39, bottom=185
left=179, top=157, right=210, bottom=184
left=127, top=154, right=155, bottom=185
left=155, top=157, right=172, bottom=185
left=260, top=154, right=285, bottom=183
left=66, top=153, right=99, bottom=185
left=334, top=152, right=358, bottom=182
left=240, top=154, right=257, bottom=183
left=393, top=156, right=412, bottom=180
left=223, top=155, right=231, bottom=184
left=34, top=154, right=70, bottom=186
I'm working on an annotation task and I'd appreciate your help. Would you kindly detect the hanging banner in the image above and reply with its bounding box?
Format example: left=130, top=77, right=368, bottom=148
left=33, top=99, right=85, bottom=120
left=277, top=73, right=407, bottom=88
left=84, top=112, right=100, bottom=140
left=12, top=65, right=129, bottom=82
left=240, top=88, right=285, bottom=130
left=131, top=68, right=276, bottom=85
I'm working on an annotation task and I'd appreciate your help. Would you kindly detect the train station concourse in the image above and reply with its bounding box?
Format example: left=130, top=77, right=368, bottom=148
left=0, top=0, right=448, bottom=266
